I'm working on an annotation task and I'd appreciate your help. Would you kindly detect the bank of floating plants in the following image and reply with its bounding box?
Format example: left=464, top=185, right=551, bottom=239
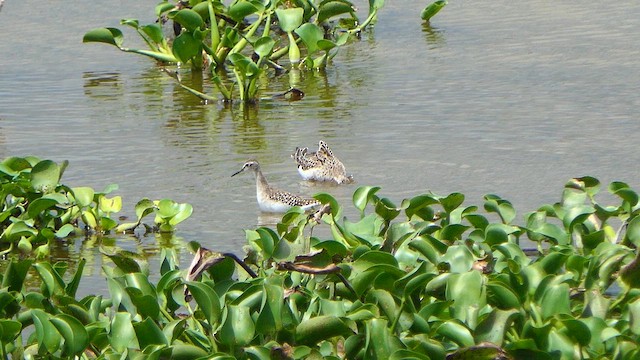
left=1, top=156, right=639, bottom=359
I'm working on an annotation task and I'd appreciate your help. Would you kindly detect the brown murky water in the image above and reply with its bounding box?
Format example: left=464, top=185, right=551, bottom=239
left=1, top=0, right=639, bottom=294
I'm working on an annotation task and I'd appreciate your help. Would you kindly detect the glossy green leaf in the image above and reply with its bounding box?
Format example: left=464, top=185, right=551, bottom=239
left=317, top=0, right=355, bottom=24
left=442, top=245, right=475, bottom=273
left=421, top=0, right=447, bottom=21
left=31, top=309, right=61, bottom=354
left=474, top=308, right=518, bottom=345
left=33, top=262, right=66, bottom=297
left=50, top=314, right=90, bottom=357
left=276, top=8, right=304, bottom=33
left=186, top=281, right=221, bottom=326
left=254, top=36, right=275, bottom=58
left=109, top=312, right=137, bottom=353
left=0, top=319, right=21, bottom=343
left=539, top=283, right=570, bottom=320
left=2, top=259, right=32, bottom=292
left=83, top=27, right=124, bottom=47
left=173, top=32, right=201, bottom=63
left=436, top=321, right=474, bottom=347
left=168, top=344, right=209, bottom=359
left=134, top=317, right=168, bottom=348
left=297, top=24, right=324, bottom=55
left=446, top=270, right=485, bottom=324
left=484, top=194, right=515, bottom=224
left=486, top=281, right=520, bottom=309
left=170, top=9, right=204, bottom=31
left=256, top=283, right=284, bottom=334
left=365, top=318, right=402, bottom=359
left=228, top=0, right=264, bottom=23
left=296, top=315, right=354, bottom=345
left=219, top=305, right=255, bottom=346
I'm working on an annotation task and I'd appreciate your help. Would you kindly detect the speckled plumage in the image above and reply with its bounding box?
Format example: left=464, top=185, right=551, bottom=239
left=231, top=160, right=320, bottom=213
left=292, top=141, right=353, bottom=184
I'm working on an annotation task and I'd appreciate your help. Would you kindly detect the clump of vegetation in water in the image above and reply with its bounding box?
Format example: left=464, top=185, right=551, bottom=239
left=1, top=174, right=639, bottom=359
left=0, top=156, right=192, bottom=258
left=83, top=0, right=446, bottom=104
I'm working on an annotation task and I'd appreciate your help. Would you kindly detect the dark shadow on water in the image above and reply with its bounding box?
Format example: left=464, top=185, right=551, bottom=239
left=83, top=72, right=124, bottom=100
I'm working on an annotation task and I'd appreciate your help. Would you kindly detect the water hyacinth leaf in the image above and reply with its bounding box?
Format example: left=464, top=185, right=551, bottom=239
left=474, top=308, right=518, bottom=345
left=314, top=192, right=342, bottom=218
left=435, top=321, right=474, bottom=347
left=484, top=195, right=515, bottom=224
left=170, top=9, right=204, bottom=32
left=629, top=297, right=640, bottom=335
left=563, top=205, right=595, bottom=231
left=0, top=319, right=21, bottom=344
left=65, top=258, right=86, bottom=298
left=135, top=198, right=156, bottom=220
left=440, top=192, right=464, bottom=214
left=317, top=39, right=337, bottom=51
left=109, top=312, right=137, bottom=353
left=219, top=305, right=255, bottom=346
left=609, top=181, right=638, bottom=206
left=27, top=197, right=60, bottom=219
left=446, top=270, right=485, bottom=323
left=421, top=0, right=447, bottom=21
left=228, top=0, right=263, bottom=23
left=50, top=314, right=90, bottom=357
left=254, top=36, right=275, bottom=58
left=83, top=27, right=124, bottom=47
left=405, top=194, right=438, bottom=220
left=486, top=282, right=520, bottom=309
left=134, top=317, right=168, bottom=348
left=625, top=215, right=640, bottom=247
left=229, top=53, right=260, bottom=78
left=100, top=195, right=122, bottom=214
left=440, top=223, right=468, bottom=242
left=31, top=309, right=61, bottom=354
left=276, top=8, right=304, bottom=33
left=484, top=224, right=508, bottom=245
left=72, top=187, right=95, bottom=207
left=168, top=344, right=209, bottom=359
left=156, top=2, right=175, bottom=16
left=442, top=245, right=475, bottom=273
left=365, top=318, right=402, bottom=359
left=559, top=318, right=591, bottom=346
left=127, top=288, right=160, bottom=320
left=256, top=283, right=284, bottom=334
left=33, top=262, right=66, bottom=297
left=55, top=224, right=75, bottom=239
left=142, top=23, right=164, bottom=44
left=31, top=160, right=63, bottom=193
left=185, top=281, right=221, bottom=326
left=295, top=23, right=324, bottom=55
left=125, top=272, right=155, bottom=296
left=2, top=259, right=32, bottom=292
left=295, top=315, right=355, bottom=345
left=539, top=283, right=570, bottom=320
left=317, top=0, right=356, bottom=24
left=352, top=250, right=398, bottom=273
left=173, top=32, right=201, bottom=63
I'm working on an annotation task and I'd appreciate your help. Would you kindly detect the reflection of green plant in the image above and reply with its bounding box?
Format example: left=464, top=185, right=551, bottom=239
left=2, top=176, right=640, bottom=358
left=0, top=156, right=192, bottom=257
left=83, top=0, right=411, bottom=104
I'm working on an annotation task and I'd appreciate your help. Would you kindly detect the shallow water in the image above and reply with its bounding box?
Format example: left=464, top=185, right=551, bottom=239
left=1, top=1, right=639, bottom=293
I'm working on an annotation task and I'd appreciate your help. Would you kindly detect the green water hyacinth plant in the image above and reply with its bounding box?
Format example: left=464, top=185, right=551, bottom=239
left=3, top=176, right=638, bottom=358
left=0, top=156, right=192, bottom=257
left=83, top=0, right=421, bottom=104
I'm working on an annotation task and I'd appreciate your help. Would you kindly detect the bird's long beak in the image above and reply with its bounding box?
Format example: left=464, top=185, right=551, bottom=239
left=231, top=168, right=244, bottom=177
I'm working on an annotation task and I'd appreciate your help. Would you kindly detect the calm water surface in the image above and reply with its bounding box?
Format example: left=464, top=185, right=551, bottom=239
left=1, top=1, right=639, bottom=293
